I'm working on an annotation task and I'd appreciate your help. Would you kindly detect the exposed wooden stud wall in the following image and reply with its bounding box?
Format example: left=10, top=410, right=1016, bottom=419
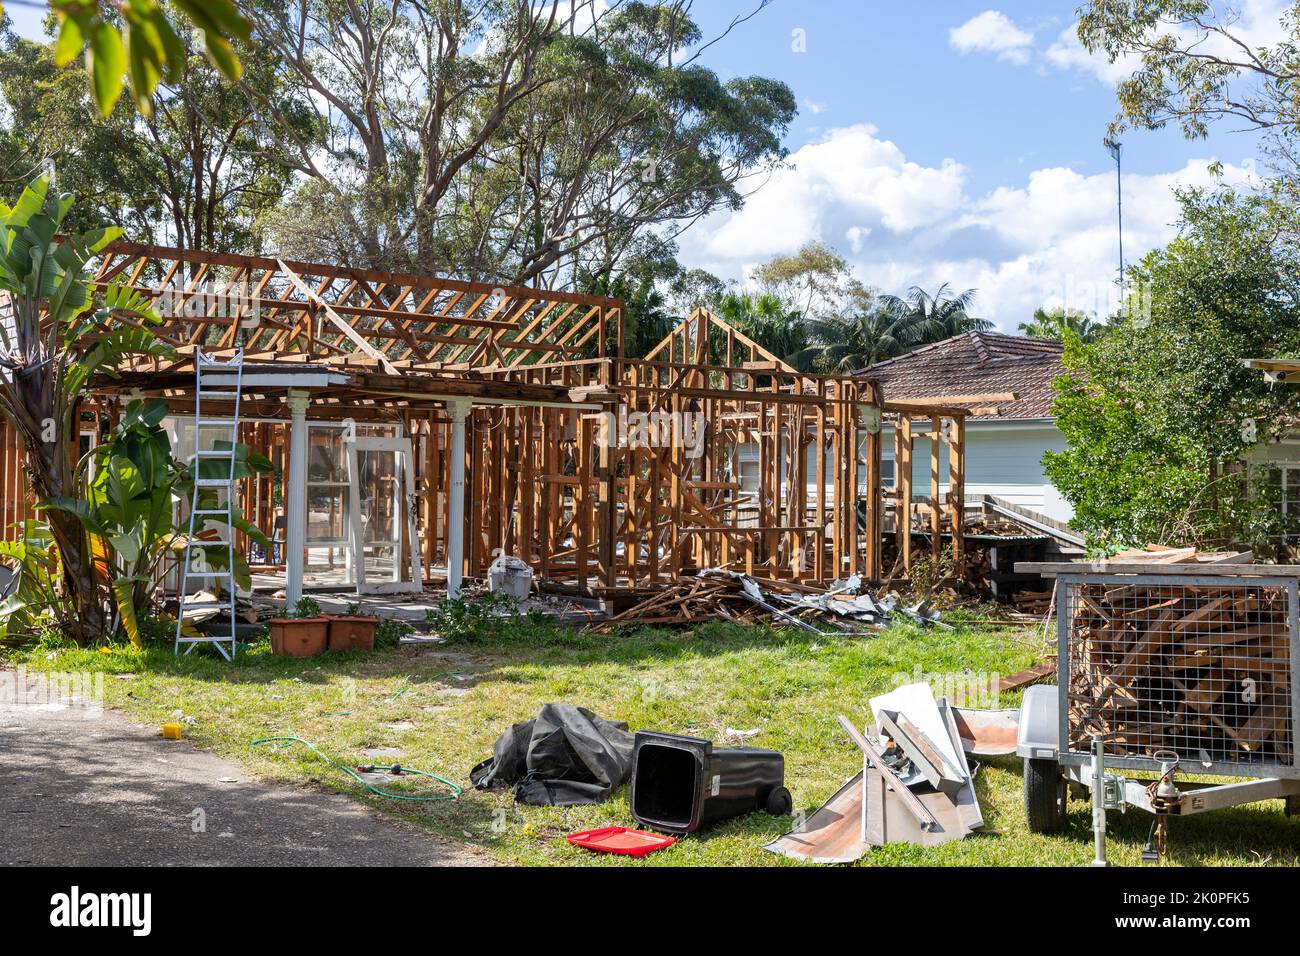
left=6, top=246, right=971, bottom=595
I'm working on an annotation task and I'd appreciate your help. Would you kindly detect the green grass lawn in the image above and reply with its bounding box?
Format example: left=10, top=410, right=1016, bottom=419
left=8, top=615, right=1298, bottom=867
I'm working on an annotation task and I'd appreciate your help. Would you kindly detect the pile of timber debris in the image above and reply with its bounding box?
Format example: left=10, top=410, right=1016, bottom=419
left=1058, top=547, right=1293, bottom=764
left=1105, top=544, right=1255, bottom=565
left=964, top=513, right=1038, bottom=536
left=1013, top=589, right=1054, bottom=614
left=594, top=570, right=945, bottom=634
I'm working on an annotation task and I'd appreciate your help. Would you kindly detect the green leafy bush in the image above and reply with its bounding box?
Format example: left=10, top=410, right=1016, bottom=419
left=424, top=592, right=580, bottom=646
left=374, top=617, right=413, bottom=648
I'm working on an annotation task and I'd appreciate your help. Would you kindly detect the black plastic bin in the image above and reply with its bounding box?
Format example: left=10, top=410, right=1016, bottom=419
left=630, top=730, right=791, bottom=834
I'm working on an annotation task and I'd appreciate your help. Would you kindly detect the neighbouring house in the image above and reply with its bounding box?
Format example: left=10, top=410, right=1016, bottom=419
left=1242, top=358, right=1300, bottom=538
left=860, top=331, right=1072, bottom=524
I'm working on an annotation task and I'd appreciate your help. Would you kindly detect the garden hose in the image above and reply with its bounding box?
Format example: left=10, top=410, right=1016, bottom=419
left=251, top=735, right=461, bottom=802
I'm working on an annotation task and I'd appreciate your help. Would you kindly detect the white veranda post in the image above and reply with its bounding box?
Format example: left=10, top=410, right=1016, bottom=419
left=285, top=389, right=310, bottom=608
left=446, top=399, right=471, bottom=599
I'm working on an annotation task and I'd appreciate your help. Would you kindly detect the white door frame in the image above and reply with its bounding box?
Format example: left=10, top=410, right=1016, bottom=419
left=345, top=435, right=423, bottom=594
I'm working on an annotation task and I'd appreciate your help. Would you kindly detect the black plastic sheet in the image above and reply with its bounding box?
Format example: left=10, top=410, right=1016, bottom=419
left=470, top=703, right=635, bottom=805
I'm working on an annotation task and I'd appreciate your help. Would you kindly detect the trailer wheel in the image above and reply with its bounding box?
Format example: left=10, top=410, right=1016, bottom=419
left=1024, top=758, right=1067, bottom=834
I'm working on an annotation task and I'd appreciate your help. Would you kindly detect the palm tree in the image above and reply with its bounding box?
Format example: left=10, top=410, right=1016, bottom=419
left=581, top=269, right=673, bottom=359
left=715, top=292, right=808, bottom=364
left=880, top=284, right=989, bottom=343
left=1019, top=306, right=1105, bottom=343
left=792, top=308, right=919, bottom=373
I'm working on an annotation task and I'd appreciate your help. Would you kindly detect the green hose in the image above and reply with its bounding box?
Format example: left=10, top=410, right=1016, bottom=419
left=251, top=735, right=462, bottom=802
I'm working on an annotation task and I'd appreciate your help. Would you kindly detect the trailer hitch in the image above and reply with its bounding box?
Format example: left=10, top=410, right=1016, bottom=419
left=1141, top=751, right=1181, bottom=864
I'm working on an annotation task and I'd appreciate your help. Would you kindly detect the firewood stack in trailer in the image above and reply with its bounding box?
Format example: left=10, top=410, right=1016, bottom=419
left=1050, top=555, right=1296, bottom=766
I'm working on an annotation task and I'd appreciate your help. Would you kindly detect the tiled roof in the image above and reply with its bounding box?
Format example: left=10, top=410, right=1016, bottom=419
left=857, top=331, right=1064, bottom=421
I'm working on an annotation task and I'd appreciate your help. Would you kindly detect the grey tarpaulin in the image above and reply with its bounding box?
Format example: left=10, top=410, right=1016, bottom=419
left=470, top=703, right=635, bottom=805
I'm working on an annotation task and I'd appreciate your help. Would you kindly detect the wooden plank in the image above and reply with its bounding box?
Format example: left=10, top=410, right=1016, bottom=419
left=897, top=414, right=913, bottom=572
left=276, top=259, right=399, bottom=374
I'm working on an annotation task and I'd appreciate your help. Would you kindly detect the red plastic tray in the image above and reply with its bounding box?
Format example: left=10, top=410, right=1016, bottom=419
left=566, top=826, right=677, bottom=858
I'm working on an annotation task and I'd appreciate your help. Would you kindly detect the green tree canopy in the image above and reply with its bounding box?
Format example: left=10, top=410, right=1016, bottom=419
left=1076, top=1, right=1300, bottom=188
left=251, top=1, right=795, bottom=282
left=880, top=284, right=989, bottom=342
left=714, top=291, right=808, bottom=364
left=0, top=21, right=309, bottom=253
left=792, top=307, right=918, bottom=374
left=1043, top=187, right=1300, bottom=551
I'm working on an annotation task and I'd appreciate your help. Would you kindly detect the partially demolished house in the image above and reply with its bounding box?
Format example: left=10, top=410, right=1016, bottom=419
left=0, top=243, right=971, bottom=609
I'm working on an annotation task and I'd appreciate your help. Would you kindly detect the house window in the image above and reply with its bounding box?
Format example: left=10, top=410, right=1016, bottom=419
left=881, top=455, right=896, bottom=489
left=1264, top=464, right=1300, bottom=537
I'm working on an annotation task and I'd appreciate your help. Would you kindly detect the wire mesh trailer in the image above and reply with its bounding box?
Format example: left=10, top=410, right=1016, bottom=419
left=1014, top=561, right=1300, bottom=863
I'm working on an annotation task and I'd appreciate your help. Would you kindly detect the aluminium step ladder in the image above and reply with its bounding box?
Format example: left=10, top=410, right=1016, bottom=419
left=173, top=349, right=245, bottom=660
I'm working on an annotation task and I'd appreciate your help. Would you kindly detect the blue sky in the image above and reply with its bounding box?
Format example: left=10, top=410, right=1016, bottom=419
left=692, top=2, right=1264, bottom=192
left=675, top=1, right=1280, bottom=328
left=8, top=1, right=1283, bottom=329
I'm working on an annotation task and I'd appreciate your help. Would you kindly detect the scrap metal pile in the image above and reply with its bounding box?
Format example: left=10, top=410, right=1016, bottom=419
left=595, top=569, right=944, bottom=633
left=765, top=683, right=1011, bottom=863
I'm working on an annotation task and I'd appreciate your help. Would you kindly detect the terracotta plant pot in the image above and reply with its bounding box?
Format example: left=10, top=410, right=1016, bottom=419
left=268, top=617, right=330, bottom=658
left=327, top=615, right=378, bottom=652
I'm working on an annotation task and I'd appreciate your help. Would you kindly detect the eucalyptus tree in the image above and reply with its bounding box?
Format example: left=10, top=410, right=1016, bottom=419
left=0, top=22, right=311, bottom=257
left=1077, top=1, right=1300, bottom=188
left=247, top=1, right=794, bottom=284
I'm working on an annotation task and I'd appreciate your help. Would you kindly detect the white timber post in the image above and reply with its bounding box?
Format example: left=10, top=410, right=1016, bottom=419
left=285, top=389, right=311, bottom=608
left=446, top=398, right=472, bottom=600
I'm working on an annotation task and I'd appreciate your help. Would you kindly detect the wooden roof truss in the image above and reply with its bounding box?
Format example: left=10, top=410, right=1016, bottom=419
left=93, top=242, right=624, bottom=370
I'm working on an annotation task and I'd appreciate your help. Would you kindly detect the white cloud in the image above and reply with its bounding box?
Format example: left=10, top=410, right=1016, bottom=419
left=803, top=98, right=826, bottom=115
left=696, top=124, right=966, bottom=262
left=1046, top=1, right=1293, bottom=86
left=677, top=124, right=1260, bottom=330
left=953, top=158, right=1257, bottom=320
left=1044, top=25, right=1138, bottom=84
left=949, top=11, right=1035, bottom=64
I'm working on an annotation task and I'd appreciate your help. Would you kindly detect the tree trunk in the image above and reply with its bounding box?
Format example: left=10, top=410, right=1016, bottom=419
left=17, top=414, right=107, bottom=645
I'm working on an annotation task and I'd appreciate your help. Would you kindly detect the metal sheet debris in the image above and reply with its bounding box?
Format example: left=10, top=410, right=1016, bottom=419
left=765, top=683, right=987, bottom=862
left=594, top=569, right=948, bottom=633
left=950, top=706, right=1020, bottom=755
left=876, top=708, right=966, bottom=796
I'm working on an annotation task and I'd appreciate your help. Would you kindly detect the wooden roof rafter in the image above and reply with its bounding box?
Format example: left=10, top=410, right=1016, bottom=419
left=90, top=241, right=625, bottom=369
left=646, top=307, right=805, bottom=377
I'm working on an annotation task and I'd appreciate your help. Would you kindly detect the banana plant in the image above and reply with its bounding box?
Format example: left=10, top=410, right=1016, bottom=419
left=0, top=520, right=73, bottom=644
left=0, top=173, right=173, bottom=644
left=40, top=398, right=272, bottom=647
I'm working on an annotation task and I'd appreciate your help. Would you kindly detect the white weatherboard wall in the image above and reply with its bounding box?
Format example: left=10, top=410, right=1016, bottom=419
left=885, top=420, right=1072, bottom=522
left=735, top=419, right=1072, bottom=521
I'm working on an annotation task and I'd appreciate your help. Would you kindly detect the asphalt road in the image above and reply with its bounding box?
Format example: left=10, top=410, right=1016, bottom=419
left=0, top=668, right=490, bottom=866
